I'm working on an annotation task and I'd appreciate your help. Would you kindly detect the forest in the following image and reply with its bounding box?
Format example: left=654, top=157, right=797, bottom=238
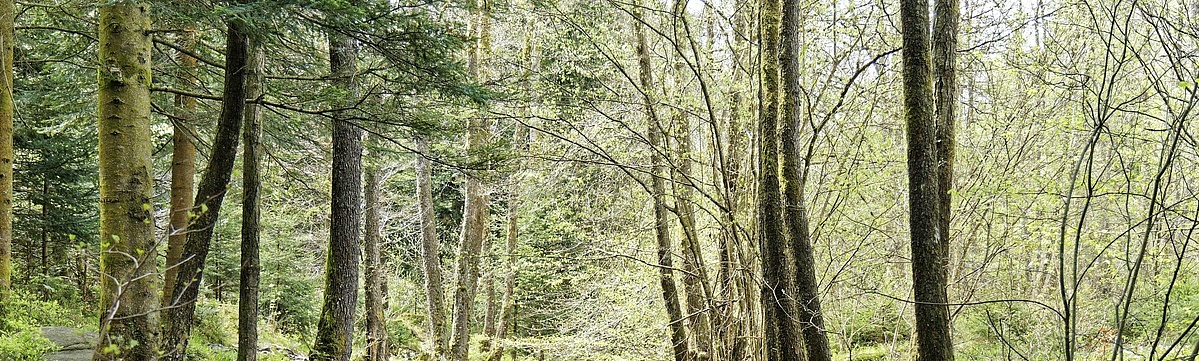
left=0, top=0, right=1197, bottom=360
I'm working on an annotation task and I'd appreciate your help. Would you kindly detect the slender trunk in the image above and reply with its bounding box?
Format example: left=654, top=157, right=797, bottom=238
left=0, top=0, right=13, bottom=293
left=667, top=3, right=715, bottom=359
left=480, top=237, right=499, bottom=354
left=932, top=0, right=959, bottom=289
left=901, top=0, right=954, bottom=359
left=449, top=1, right=492, bottom=359
left=633, top=3, right=690, bottom=360
left=237, top=34, right=263, bottom=361
left=160, top=13, right=249, bottom=361
left=364, top=143, right=388, bottom=361
left=487, top=189, right=519, bottom=361
left=94, top=3, right=158, bottom=360
left=416, top=137, right=449, bottom=357
left=164, top=29, right=197, bottom=308
left=311, top=27, right=363, bottom=361
left=779, top=1, right=832, bottom=360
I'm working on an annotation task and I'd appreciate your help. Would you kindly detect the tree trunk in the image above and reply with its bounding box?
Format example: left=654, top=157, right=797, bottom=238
left=94, top=3, right=158, bottom=360
left=758, top=0, right=807, bottom=358
left=633, top=3, right=690, bottom=360
left=311, top=27, right=363, bottom=361
left=160, top=13, right=249, bottom=361
left=449, top=1, right=491, bottom=359
left=779, top=1, right=832, bottom=360
left=667, top=2, right=715, bottom=359
left=487, top=188, right=519, bottom=361
left=237, top=34, right=264, bottom=361
left=0, top=0, right=13, bottom=294
left=480, top=237, right=499, bottom=354
left=933, top=0, right=959, bottom=288
left=416, top=136, right=449, bottom=357
left=364, top=141, right=388, bottom=361
left=164, top=28, right=197, bottom=309
left=901, top=0, right=954, bottom=359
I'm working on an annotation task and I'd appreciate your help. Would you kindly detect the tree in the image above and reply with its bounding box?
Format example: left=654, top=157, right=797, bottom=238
left=449, top=1, right=492, bottom=359
left=932, top=0, right=958, bottom=286
left=163, top=28, right=197, bottom=309
left=161, top=10, right=249, bottom=359
left=311, top=21, right=363, bottom=361
left=94, top=2, right=158, bottom=360
left=758, top=0, right=807, bottom=357
left=633, top=3, right=689, bottom=360
left=238, top=32, right=264, bottom=361
left=901, top=0, right=954, bottom=360
left=0, top=0, right=12, bottom=294
left=779, top=0, right=832, bottom=360
left=416, top=136, right=448, bottom=358
left=363, top=140, right=388, bottom=361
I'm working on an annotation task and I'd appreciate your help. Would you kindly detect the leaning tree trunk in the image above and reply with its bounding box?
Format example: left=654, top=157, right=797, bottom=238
left=633, top=3, right=690, bottom=360
left=0, top=0, right=12, bottom=294
left=311, top=28, right=363, bottom=361
left=487, top=186, right=520, bottom=361
left=779, top=1, right=833, bottom=360
left=416, top=136, right=449, bottom=357
left=160, top=13, right=249, bottom=361
left=364, top=140, right=388, bottom=361
left=449, top=1, right=492, bottom=359
left=237, top=34, right=264, bottom=361
left=94, top=3, right=158, bottom=360
left=758, top=0, right=808, bottom=358
left=163, top=28, right=197, bottom=309
left=901, top=0, right=954, bottom=359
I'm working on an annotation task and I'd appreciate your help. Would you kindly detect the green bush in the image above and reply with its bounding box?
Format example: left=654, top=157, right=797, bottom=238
left=0, top=327, right=56, bottom=361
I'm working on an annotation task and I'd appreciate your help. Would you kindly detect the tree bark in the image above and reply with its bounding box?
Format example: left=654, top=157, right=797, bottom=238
left=633, top=3, right=690, bottom=360
left=94, top=3, right=158, bottom=360
left=0, top=0, right=13, bottom=293
left=160, top=13, right=249, bottom=361
left=778, top=1, right=832, bottom=360
left=449, top=1, right=492, bottom=359
left=416, top=136, right=449, bottom=357
left=164, top=28, right=197, bottom=309
left=901, top=0, right=954, bottom=359
left=364, top=140, right=388, bottom=361
left=311, top=27, right=363, bottom=361
left=933, top=0, right=958, bottom=284
left=758, top=0, right=807, bottom=358
left=237, top=33, right=264, bottom=361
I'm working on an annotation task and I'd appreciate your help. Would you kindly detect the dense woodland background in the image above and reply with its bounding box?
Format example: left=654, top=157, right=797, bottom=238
left=1, top=0, right=1199, bottom=360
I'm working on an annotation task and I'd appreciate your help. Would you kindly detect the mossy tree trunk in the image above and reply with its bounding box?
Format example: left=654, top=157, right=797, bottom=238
left=237, top=33, right=264, bottom=361
left=311, top=26, right=363, bottom=361
left=901, top=0, right=955, bottom=359
left=160, top=12, right=249, bottom=361
left=163, top=28, right=197, bottom=309
left=94, top=3, right=158, bottom=360
left=363, top=138, right=388, bottom=361
left=0, top=0, right=13, bottom=294
left=416, top=136, right=448, bottom=358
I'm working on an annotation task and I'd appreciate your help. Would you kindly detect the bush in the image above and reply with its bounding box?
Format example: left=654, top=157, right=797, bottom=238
left=0, top=327, right=56, bottom=361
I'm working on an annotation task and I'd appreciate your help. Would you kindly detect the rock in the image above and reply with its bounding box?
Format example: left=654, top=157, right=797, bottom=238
left=43, top=349, right=92, bottom=361
left=39, top=327, right=97, bottom=351
left=39, top=327, right=98, bottom=361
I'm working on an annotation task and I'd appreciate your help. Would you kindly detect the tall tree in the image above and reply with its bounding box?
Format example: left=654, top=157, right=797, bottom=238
left=311, top=23, right=363, bottom=361
left=238, top=33, right=264, bottom=361
left=758, top=0, right=807, bottom=357
left=778, top=1, right=832, bottom=360
left=0, top=0, right=12, bottom=293
left=901, top=0, right=954, bottom=360
left=932, top=0, right=958, bottom=278
left=449, top=0, right=492, bottom=359
left=667, top=2, right=715, bottom=358
left=94, top=2, right=158, bottom=360
left=415, top=136, right=448, bottom=357
left=633, top=3, right=689, bottom=360
left=363, top=140, right=388, bottom=361
left=163, top=29, right=197, bottom=309
left=160, top=11, right=249, bottom=360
